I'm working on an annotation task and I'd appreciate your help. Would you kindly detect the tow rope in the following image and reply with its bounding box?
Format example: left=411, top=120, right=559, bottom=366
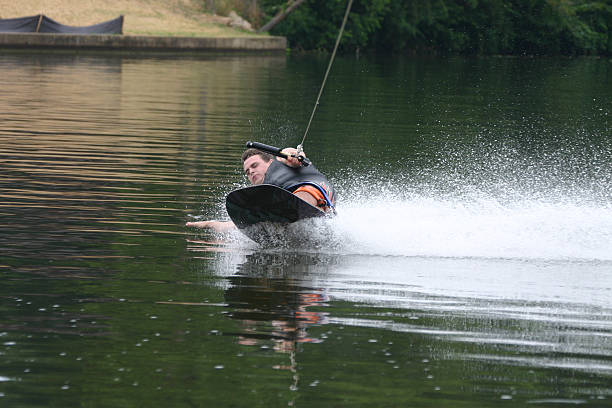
left=297, top=0, right=354, bottom=155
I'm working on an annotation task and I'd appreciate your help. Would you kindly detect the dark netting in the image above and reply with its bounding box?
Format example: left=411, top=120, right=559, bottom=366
left=38, top=15, right=123, bottom=34
left=0, top=15, right=41, bottom=32
left=0, top=15, right=123, bottom=34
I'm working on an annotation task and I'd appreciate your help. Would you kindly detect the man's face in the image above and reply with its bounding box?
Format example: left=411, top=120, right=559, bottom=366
left=243, top=155, right=272, bottom=185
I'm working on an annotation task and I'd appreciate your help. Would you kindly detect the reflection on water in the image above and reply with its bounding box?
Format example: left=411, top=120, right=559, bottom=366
left=1, top=52, right=611, bottom=406
left=225, top=253, right=329, bottom=350
left=211, top=249, right=612, bottom=370
left=220, top=253, right=331, bottom=397
left=203, top=248, right=611, bottom=404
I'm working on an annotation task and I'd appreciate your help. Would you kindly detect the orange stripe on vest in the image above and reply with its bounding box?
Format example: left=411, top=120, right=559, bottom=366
left=293, top=185, right=329, bottom=209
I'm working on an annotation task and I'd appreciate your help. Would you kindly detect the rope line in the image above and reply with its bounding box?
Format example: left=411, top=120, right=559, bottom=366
left=298, top=0, right=354, bottom=152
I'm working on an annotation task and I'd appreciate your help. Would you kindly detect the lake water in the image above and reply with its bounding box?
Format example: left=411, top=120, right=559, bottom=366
left=1, top=51, right=611, bottom=407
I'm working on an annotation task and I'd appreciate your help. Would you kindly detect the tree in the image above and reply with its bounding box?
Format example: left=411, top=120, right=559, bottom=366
left=257, top=0, right=612, bottom=55
left=258, top=0, right=307, bottom=33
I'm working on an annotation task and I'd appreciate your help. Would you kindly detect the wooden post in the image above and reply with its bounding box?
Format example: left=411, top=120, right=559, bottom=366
left=35, top=14, right=43, bottom=32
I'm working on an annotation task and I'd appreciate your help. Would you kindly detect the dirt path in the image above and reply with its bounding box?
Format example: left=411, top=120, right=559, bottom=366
left=0, top=0, right=259, bottom=37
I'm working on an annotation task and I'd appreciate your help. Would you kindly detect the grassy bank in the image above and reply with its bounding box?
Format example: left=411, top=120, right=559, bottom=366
left=0, top=0, right=261, bottom=37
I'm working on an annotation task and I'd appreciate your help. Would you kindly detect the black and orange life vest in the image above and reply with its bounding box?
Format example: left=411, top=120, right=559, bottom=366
left=263, top=160, right=336, bottom=210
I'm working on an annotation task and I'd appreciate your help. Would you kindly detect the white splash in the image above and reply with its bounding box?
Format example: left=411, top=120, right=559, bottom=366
left=329, top=191, right=612, bottom=261
left=327, top=135, right=611, bottom=260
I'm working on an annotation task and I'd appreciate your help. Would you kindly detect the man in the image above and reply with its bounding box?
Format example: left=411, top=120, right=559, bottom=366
left=186, top=147, right=335, bottom=232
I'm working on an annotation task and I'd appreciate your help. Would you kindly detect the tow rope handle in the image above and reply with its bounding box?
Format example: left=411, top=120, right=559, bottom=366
left=246, top=141, right=311, bottom=167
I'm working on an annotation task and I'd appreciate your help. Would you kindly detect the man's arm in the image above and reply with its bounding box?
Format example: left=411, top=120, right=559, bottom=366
left=185, top=220, right=235, bottom=232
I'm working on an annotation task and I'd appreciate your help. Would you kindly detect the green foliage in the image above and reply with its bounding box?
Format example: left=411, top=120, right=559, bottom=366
left=258, top=0, right=612, bottom=55
left=572, top=0, right=612, bottom=53
left=261, top=0, right=390, bottom=50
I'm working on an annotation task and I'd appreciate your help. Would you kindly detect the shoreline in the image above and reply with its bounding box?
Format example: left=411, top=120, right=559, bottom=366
left=0, top=32, right=287, bottom=53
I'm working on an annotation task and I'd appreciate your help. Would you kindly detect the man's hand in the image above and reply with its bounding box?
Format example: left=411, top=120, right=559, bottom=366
left=185, top=220, right=235, bottom=232
left=279, top=147, right=306, bottom=168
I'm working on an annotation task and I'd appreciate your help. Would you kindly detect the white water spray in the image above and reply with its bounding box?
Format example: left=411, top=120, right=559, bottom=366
left=324, top=136, right=612, bottom=261
left=328, top=191, right=612, bottom=260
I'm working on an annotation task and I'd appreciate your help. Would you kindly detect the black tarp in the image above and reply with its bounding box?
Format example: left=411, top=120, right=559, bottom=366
left=38, top=15, right=123, bottom=34
left=0, top=15, right=41, bottom=32
left=0, top=15, right=123, bottom=34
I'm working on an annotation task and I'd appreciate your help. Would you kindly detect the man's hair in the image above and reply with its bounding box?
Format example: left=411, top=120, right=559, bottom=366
left=241, top=148, right=273, bottom=163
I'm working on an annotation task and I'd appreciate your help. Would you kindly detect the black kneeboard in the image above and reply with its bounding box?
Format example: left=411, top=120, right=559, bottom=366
left=226, top=184, right=327, bottom=244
